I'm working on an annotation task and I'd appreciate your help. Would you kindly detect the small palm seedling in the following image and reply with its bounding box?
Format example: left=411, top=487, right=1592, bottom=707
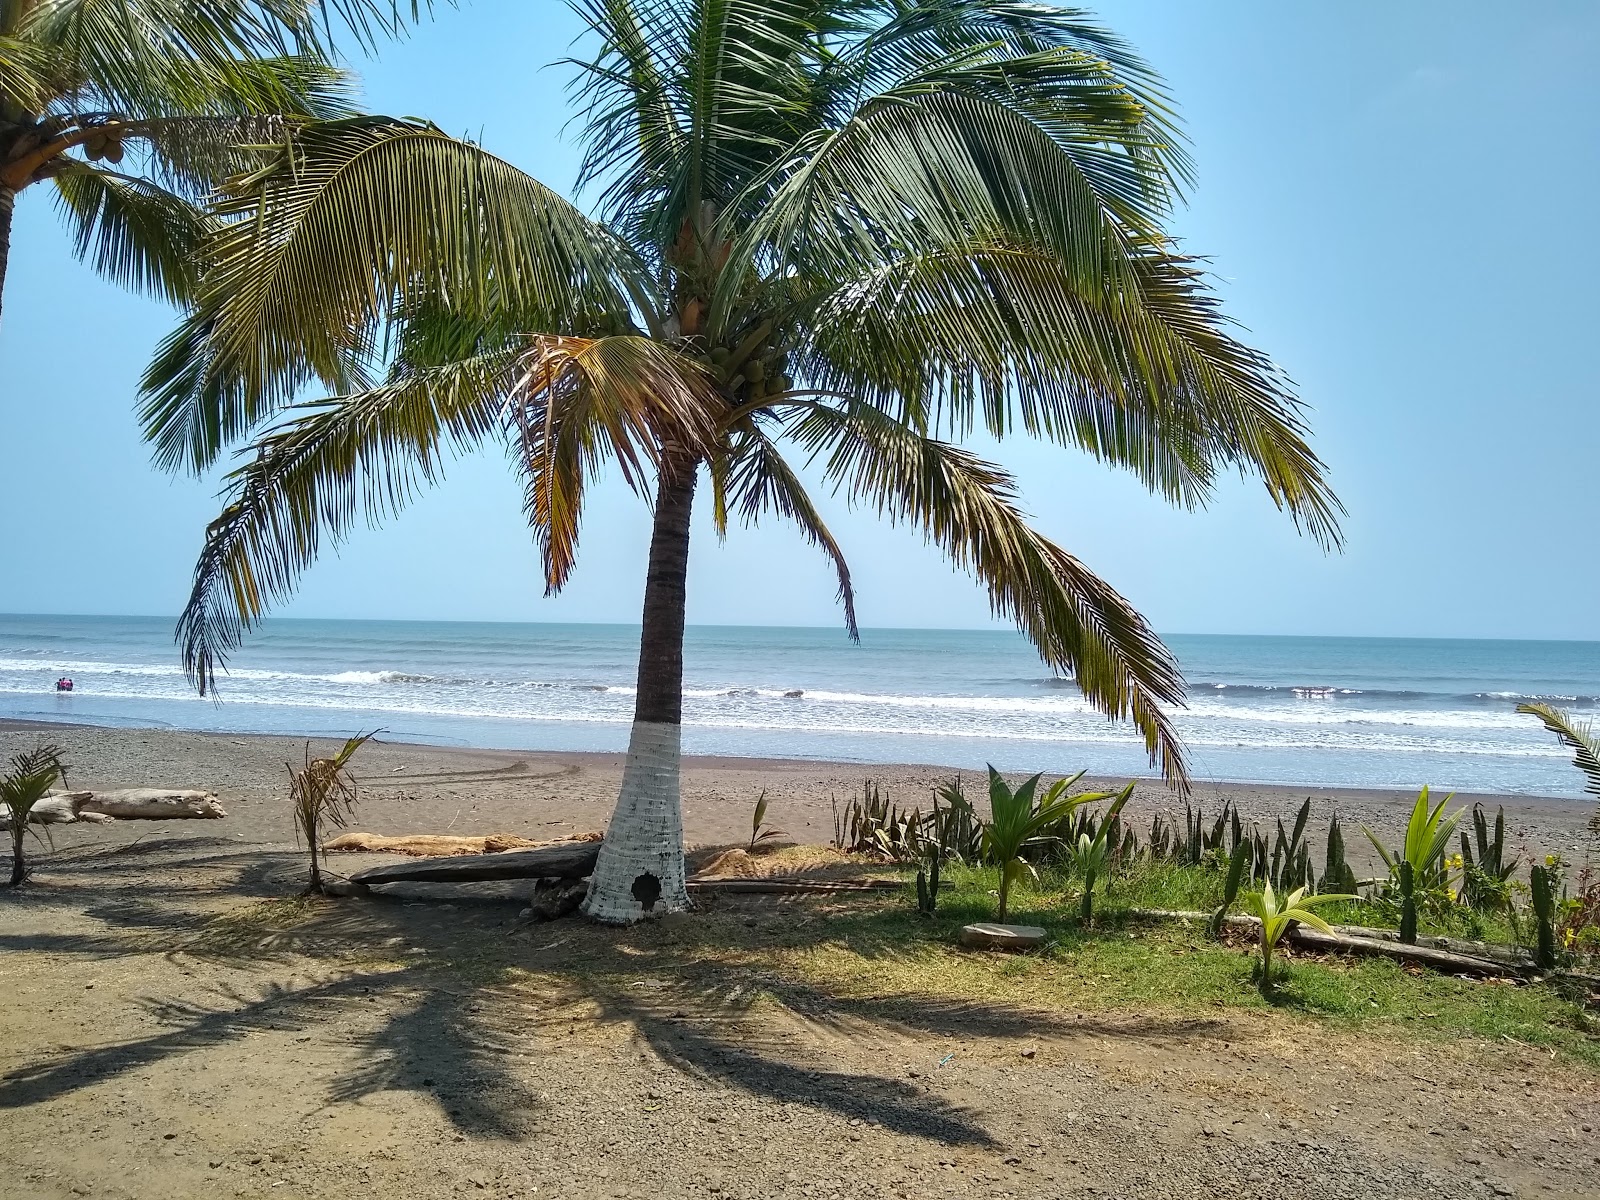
left=1067, top=785, right=1133, bottom=925
left=1243, top=881, right=1355, bottom=990
left=747, top=791, right=785, bottom=852
left=2, top=744, right=67, bottom=887
left=980, top=767, right=1103, bottom=924
left=1363, top=786, right=1463, bottom=943
left=289, top=732, right=377, bottom=895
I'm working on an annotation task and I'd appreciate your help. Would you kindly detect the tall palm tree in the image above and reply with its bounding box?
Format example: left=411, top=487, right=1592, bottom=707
left=0, top=0, right=426, bottom=328
left=141, top=0, right=1343, bottom=923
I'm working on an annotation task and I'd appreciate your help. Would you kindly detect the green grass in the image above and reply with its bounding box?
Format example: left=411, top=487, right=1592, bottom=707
left=759, top=860, right=1600, bottom=1067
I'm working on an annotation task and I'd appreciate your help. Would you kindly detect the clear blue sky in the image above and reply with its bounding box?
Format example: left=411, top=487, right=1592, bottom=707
left=2, top=1, right=1596, bottom=640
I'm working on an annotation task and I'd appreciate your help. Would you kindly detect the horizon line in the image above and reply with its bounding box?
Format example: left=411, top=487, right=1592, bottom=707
left=1, top=611, right=1596, bottom=647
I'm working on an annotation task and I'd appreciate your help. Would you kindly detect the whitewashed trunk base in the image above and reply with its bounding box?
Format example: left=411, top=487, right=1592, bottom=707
left=582, top=720, right=689, bottom=924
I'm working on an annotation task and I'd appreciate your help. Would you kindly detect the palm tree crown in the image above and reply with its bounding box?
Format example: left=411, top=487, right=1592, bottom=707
left=142, top=0, right=1343, bottom=920
left=0, top=0, right=431, bottom=325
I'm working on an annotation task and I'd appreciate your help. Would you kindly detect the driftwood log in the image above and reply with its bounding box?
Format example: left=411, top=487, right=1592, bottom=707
left=345, top=839, right=601, bottom=889
left=67, top=789, right=226, bottom=820
left=0, top=793, right=116, bottom=827
left=687, top=877, right=924, bottom=895
left=323, top=830, right=600, bottom=857
left=1130, top=908, right=1522, bottom=977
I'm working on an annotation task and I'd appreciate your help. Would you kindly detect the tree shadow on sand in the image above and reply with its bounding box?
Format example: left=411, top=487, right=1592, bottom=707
left=2, top=843, right=1232, bottom=1147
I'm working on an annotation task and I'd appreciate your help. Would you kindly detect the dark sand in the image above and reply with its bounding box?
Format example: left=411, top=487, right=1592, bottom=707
left=3, top=719, right=1595, bottom=871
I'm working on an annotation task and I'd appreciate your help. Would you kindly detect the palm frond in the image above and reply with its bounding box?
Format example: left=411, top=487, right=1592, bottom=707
left=719, top=423, right=858, bottom=638
left=825, top=0, right=1190, bottom=187
left=51, top=163, right=212, bottom=301
left=788, top=399, right=1188, bottom=784
left=176, top=349, right=515, bottom=692
left=139, top=117, right=650, bottom=476
left=568, top=0, right=817, bottom=253
left=20, top=0, right=432, bottom=113
left=1519, top=702, right=1600, bottom=799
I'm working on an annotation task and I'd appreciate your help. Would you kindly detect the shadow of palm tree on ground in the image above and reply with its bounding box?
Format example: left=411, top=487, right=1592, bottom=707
left=1, top=839, right=1233, bottom=1147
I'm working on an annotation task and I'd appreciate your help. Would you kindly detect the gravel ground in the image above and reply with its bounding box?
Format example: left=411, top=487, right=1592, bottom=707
left=3, top=722, right=1599, bottom=1200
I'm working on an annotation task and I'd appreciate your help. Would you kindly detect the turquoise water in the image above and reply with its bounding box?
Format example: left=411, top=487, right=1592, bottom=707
left=2, top=614, right=1597, bottom=796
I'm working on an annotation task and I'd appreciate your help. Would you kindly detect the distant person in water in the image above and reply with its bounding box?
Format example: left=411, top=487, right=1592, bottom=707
left=55, top=676, right=73, bottom=692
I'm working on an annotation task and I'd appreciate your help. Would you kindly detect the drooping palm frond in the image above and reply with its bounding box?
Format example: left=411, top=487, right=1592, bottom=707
left=788, top=399, right=1188, bottom=784
left=1519, top=702, right=1600, bottom=800
left=51, top=163, right=213, bottom=300
left=505, top=334, right=724, bottom=592
left=716, top=422, right=859, bottom=638
left=139, top=117, right=651, bottom=475
left=176, top=350, right=517, bottom=692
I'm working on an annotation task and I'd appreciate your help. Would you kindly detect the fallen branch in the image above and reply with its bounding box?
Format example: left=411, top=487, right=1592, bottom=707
left=346, top=838, right=600, bottom=888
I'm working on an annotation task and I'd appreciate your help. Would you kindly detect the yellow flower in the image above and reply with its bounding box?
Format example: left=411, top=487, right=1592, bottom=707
left=1545, top=853, right=1561, bottom=868
left=1447, top=887, right=1458, bottom=902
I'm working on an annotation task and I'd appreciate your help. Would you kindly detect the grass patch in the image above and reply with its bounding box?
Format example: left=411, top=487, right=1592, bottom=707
left=754, top=861, right=1600, bottom=1067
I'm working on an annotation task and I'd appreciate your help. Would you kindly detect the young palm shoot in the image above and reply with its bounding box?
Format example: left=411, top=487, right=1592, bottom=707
left=747, top=791, right=785, bottom=852
left=1363, top=786, right=1463, bottom=943
left=980, top=767, right=1101, bottom=924
left=289, top=732, right=376, bottom=895
left=1068, top=785, right=1133, bottom=925
left=2, top=744, right=67, bottom=887
left=1244, top=881, right=1355, bottom=990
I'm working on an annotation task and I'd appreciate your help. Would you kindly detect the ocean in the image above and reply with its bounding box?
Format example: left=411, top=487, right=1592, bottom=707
left=1, top=614, right=1597, bottom=798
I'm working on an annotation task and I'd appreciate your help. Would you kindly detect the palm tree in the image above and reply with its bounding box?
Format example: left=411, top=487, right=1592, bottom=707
left=0, top=0, right=426, bottom=328
left=141, top=0, right=1343, bottom=923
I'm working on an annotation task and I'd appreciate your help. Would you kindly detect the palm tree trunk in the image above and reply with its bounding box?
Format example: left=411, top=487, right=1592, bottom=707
left=0, top=185, right=15, bottom=331
left=582, top=456, right=698, bottom=923
left=9, top=821, right=25, bottom=887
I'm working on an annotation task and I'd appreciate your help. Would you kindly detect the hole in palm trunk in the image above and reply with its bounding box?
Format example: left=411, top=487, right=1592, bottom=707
left=631, top=872, right=662, bottom=912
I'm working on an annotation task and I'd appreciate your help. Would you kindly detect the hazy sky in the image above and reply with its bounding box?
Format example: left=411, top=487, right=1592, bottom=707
left=2, top=1, right=1596, bottom=640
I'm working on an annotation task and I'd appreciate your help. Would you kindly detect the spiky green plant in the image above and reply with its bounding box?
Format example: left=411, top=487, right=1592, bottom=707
left=1209, top=837, right=1253, bottom=938
left=1459, top=803, right=1517, bottom=912
left=1363, top=786, right=1463, bottom=944
left=2, top=743, right=67, bottom=887
left=1321, top=811, right=1358, bottom=894
left=1066, top=784, right=1132, bottom=925
left=1530, top=862, right=1560, bottom=970
left=1243, top=880, right=1355, bottom=989
left=143, top=0, right=1344, bottom=924
left=980, top=767, right=1101, bottom=924
left=289, top=731, right=376, bottom=894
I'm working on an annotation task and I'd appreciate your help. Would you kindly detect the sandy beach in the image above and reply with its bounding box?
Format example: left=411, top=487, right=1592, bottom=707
left=4, top=718, right=1596, bottom=872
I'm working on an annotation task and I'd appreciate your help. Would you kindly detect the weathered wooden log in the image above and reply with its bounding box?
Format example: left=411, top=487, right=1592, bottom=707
left=68, top=788, right=226, bottom=820
left=347, top=838, right=600, bottom=886
left=686, top=877, right=919, bottom=894
left=0, top=793, right=116, bottom=827
left=1128, top=907, right=1520, bottom=977
left=323, top=830, right=600, bottom=857
left=1286, top=926, right=1513, bottom=976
